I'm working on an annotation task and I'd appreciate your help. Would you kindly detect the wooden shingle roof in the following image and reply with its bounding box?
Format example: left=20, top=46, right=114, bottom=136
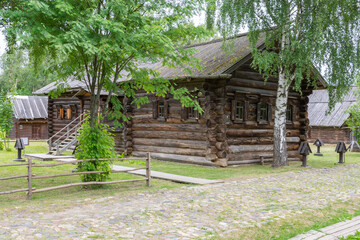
left=11, top=96, right=48, bottom=120
left=308, top=87, right=357, bottom=127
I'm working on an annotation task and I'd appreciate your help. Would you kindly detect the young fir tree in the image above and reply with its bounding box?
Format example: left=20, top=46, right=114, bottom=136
left=209, top=0, right=360, bottom=167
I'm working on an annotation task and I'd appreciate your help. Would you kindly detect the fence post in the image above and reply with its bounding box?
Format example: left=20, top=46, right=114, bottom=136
left=146, top=152, right=151, bottom=187
left=27, top=158, right=33, bottom=200
left=48, top=139, right=52, bottom=152
left=67, top=126, right=70, bottom=138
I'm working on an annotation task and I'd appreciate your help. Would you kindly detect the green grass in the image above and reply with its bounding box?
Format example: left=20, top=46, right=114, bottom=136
left=342, top=231, right=360, bottom=239
left=120, top=144, right=360, bottom=180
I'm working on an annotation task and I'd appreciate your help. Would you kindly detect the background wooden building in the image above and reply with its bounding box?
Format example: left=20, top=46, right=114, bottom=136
left=308, top=87, right=357, bottom=144
left=35, top=33, right=326, bottom=166
left=33, top=80, right=124, bottom=155
left=9, top=96, right=48, bottom=140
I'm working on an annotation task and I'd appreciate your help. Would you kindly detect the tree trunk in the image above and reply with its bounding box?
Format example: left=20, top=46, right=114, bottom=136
left=89, top=93, right=100, bottom=128
left=272, top=70, right=289, bottom=168
left=272, top=29, right=291, bottom=168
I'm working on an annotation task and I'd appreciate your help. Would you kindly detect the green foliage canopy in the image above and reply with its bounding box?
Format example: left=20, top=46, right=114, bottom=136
left=213, top=0, right=360, bottom=107
left=1, top=0, right=209, bottom=127
left=0, top=95, right=13, bottom=149
left=0, top=49, right=56, bottom=95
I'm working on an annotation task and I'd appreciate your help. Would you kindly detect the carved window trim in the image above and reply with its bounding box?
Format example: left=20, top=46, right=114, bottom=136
left=153, top=99, right=169, bottom=121
left=182, top=106, right=199, bottom=122
left=231, top=100, right=249, bottom=123
left=257, top=102, right=272, bottom=123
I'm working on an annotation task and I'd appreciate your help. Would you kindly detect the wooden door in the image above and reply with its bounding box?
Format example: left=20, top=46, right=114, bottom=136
left=32, top=125, right=41, bottom=139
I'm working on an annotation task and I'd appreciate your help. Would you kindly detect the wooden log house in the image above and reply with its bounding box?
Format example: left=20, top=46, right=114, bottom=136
left=34, top=33, right=326, bottom=166
left=308, top=87, right=357, bottom=144
left=9, top=96, right=48, bottom=140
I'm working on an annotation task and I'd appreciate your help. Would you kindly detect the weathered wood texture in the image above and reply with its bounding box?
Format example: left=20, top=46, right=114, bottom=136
left=9, top=120, right=48, bottom=140
left=223, top=62, right=312, bottom=164
left=131, top=85, right=212, bottom=166
left=308, top=127, right=351, bottom=144
left=128, top=60, right=315, bottom=166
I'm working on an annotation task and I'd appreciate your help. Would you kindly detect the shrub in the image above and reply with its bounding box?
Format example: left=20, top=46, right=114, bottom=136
left=75, top=114, right=116, bottom=182
left=0, top=141, right=3, bottom=150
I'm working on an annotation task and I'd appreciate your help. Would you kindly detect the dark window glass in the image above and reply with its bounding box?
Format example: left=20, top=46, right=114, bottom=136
left=158, top=101, right=165, bottom=118
left=259, top=103, right=267, bottom=121
left=286, top=106, right=292, bottom=122
left=235, top=101, right=244, bottom=120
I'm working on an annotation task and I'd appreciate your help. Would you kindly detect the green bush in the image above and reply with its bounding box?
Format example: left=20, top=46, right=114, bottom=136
left=0, top=141, right=3, bottom=150
left=75, top=114, right=116, bottom=182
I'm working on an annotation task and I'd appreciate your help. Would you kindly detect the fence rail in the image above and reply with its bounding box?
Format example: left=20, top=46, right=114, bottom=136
left=0, top=153, right=151, bottom=200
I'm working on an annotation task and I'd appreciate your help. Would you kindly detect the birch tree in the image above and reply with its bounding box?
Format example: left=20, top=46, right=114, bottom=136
left=211, top=0, right=360, bottom=167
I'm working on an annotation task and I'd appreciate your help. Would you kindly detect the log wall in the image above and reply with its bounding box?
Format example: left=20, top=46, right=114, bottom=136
left=223, top=63, right=312, bottom=165
left=130, top=83, right=216, bottom=166
left=308, top=127, right=351, bottom=144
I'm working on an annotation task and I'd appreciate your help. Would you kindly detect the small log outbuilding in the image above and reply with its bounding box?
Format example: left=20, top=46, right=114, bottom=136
left=35, top=33, right=326, bottom=166
left=308, top=87, right=357, bottom=144
left=9, top=96, right=48, bottom=140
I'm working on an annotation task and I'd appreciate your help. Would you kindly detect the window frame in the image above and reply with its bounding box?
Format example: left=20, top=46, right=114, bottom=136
left=257, top=101, right=272, bottom=123
left=231, top=99, right=248, bottom=123
left=153, top=99, right=169, bottom=121
left=286, top=104, right=296, bottom=123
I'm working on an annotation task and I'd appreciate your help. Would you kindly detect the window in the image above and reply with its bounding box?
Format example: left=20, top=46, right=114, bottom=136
left=182, top=107, right=199, bottom=120
left=188, top=108, right=198, bottom=119
left=235, top=101, right=244, bottom=120
left=286, top=106, right=292, bottom=122
left=158, top=101, right=165, bottom=118
left=259, top=103, right=267, bottom=121
left=257, top=102, right=272, bottom=122
left=153, top=100, right=168, bottom=119
left=231, top=100, right=248, bottom=122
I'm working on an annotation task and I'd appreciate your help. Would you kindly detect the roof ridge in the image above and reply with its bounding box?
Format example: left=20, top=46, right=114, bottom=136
left=182, top=31, right=250, bottom=49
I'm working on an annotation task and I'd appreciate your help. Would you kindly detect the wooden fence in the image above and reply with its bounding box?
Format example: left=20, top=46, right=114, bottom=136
left=0, top=153, right=151, bottom=200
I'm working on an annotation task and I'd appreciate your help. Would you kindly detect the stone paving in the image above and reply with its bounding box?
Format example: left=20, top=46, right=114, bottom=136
left=2, top=165, right=360, bottom=239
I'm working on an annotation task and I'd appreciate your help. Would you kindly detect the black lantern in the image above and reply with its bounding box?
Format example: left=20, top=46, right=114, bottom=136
left=335, top=141, right=347, bottom=164
left=13, top=139, right=25, bottom=162
left=298, top=141, right=312, bottom=167
left=313, top=138, right=324, bottom=156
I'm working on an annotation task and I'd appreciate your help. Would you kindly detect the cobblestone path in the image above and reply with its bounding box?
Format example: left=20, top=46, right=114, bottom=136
left=1, top=165, right=360, bottom=239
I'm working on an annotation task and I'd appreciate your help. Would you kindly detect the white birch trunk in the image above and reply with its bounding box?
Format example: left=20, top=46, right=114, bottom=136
left=272, top=70, right=289, bottom=167
left=272, top=30, right=290, bottom=168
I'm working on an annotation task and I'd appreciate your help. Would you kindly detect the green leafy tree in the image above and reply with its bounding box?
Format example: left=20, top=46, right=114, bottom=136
left=209, top=0, right=360, bottom=167
left=0, top=49, right=56, bottom=95
left=0, top=95, right=13, bottom=150
left=1, top=0, right=209, bottom=129
left=75, top=114, right=116, bottom=182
